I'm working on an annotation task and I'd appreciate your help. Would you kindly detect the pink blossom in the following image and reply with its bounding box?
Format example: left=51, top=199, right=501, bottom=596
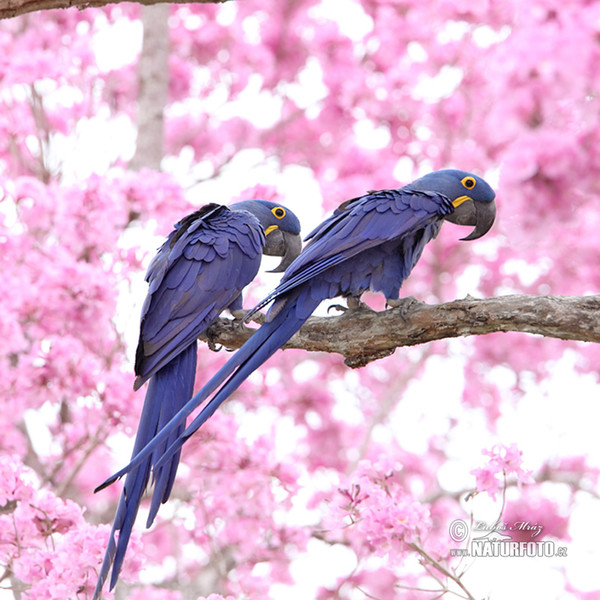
left=471, top=444, right=534, bottom=499
left=0, top=2, right=597, bottom=598
left=325, top=459, right=431, bottom=563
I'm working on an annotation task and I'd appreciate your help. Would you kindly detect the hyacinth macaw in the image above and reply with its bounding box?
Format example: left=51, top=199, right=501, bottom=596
left=93, top=200, right=301, bottom=598
left=97, top=168, right=496, bottom=542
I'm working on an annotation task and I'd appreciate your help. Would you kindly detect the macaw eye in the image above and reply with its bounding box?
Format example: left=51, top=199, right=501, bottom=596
left=271, top=206, right=286, bottom=219
left=461, top=176, right=476, bottom=190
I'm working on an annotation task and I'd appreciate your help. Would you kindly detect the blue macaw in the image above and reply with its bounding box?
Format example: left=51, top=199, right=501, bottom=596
left=97, top=168, right=496, bottom=554
left=93, top=200, right=301, bottom=599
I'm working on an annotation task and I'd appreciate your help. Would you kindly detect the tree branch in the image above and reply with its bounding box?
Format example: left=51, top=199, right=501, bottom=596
left=0, top=0, right=228, bottom=21
left=203, top=294, right=600, bottom=368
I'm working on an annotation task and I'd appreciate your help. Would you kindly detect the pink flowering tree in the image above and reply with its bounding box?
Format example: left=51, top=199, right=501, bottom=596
left=1, top=1, right=599, bottom=599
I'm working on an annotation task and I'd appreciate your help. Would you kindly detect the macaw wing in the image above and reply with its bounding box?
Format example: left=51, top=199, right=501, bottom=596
left=135, top=206, right=264, bottom=386
left=249, top=189, right=451, bottom=315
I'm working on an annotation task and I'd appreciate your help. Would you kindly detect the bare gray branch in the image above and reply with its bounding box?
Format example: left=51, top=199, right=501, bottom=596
left=202, top=295, right=600, bottom=368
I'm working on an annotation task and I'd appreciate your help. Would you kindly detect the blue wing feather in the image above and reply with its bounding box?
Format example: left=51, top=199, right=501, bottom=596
left=97, top=173, right=494, bottom=598
left=100, top=187, right=454, bottom=489
left=135, top=209, right=265, bottom=385
left=93, top=206, right=266, bottom=599
left=248, top=189, right=450, bottom=317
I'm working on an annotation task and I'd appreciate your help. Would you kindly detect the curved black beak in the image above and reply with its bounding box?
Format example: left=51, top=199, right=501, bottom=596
left=262, top=229, right=302, bottom=272
left=446, top=198, right=497, bottom=241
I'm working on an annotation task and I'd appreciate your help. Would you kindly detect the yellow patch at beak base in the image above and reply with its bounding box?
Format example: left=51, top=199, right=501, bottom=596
left=264, top=225, right=279, bottom=236
left=452, top=195, right=472, bottom=208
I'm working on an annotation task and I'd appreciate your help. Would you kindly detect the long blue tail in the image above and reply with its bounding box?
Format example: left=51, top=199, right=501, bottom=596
left=93, top=342, right=197, bottom=598
left=96, top=292, right=316, bottom=490
left=161, top=295, right=315, bottom=463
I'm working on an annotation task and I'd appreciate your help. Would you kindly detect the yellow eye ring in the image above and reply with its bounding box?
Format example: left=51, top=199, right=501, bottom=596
left=461, top=176, right=476, bottom=190
left=271, top=206, right=286, bottom=219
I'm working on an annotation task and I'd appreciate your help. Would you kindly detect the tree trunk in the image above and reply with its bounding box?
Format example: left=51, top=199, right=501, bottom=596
left=129, top=3, right=170, bottom=172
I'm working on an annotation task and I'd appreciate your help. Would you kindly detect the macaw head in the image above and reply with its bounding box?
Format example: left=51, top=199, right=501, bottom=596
left=409, top=169, right=496, bottom=241
left=231, top=199, right=302, bottom=272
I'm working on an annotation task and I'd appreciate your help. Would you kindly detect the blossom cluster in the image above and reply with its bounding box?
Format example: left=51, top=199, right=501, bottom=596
left=471, top=443, right=534, bottom=499
left=0, top=455, right=143, bottom=600
left=326, top=458, right=431, bottom=558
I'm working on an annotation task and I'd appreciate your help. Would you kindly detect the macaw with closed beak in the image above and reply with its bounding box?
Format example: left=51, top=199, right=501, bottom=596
left=97, top=169, right=495, bottom=587
left=93, top=200, right=301, bottom=599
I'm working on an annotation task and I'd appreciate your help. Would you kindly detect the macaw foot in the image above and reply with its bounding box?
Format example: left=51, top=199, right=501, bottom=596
left=245, top=311, right=266, bottom=325
left=328, top=295, right=374, bottom=314
left=327, top=303, right=346, bottom=314
left=230, top=308, right=266, bottom=326
left=385, top=296, right=422, bottom=320
left=205, top=322, right=223, bottom=352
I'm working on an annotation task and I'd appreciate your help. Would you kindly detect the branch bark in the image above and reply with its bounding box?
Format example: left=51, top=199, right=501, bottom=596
left=0, top=0, right=227, bottom=20
left=203, top=294, right=600, bottom=368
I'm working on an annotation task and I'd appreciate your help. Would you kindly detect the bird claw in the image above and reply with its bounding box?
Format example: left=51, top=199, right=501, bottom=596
left=232, top=308, right=266, bottom=325
left=346, top=296, right=374, bottom=312
left=327, top=303, right=348, bottom=314
left=207, top=340, right=223, bottom=352
left=328, top=296, right=374, bottom=314
left=205, top=323, right=223, bottom=352
left=230, top=312, right=250, bottom=332
left=246, top=311, right=266, bottom=325
left=385, top=296, right=421, bottom=320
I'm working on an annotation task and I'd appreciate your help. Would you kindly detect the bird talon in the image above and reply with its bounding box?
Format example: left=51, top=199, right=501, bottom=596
left=328, top=303, right=348, bottom=313
left=328, top=297, right=375, bottom=314
left=386, top=296, right=421, bottom=320
left=246, top=311, right=266, bottom=325
left=346, top=296, right=374, bottom=312
left=205, top=323, right=223, bottom=352
left=231, top=316, right=248, bottom=331
left=208, top=340, right=223, bottom=352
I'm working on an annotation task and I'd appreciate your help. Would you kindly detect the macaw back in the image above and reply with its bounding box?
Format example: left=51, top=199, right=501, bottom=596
left=106, top=186, right=455, bottom=479
left=94, top=205, right=268, bottom=598
left=134, top=204, right=266, bottom=388
left=96, top=170, right=496, bottom=579
left=259, top=187, right=451, bottom=319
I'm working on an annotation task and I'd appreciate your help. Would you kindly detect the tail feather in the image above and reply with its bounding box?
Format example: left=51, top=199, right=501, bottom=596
left=93, top=343, right=197, bottom=598
left=145, top=354, right=193, bottom=526
left=157, top=300, right=310, bottom=469
left=96, top=292, right=316, bottom=491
